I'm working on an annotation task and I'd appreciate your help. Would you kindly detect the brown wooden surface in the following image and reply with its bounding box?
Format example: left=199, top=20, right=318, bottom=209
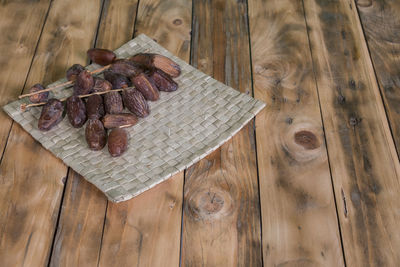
left=248, top=0, right=344, bottom=265
left=1, top=0, right=400, bottom=266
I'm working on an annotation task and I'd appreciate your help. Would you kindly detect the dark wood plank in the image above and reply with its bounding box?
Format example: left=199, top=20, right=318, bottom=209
left=303, top=0, right=400, bottom=265
left=0, top=0, right=51, bottom=154
left=97, top=0, right=191, bottom=266
left=356, top=0, right=400, bottom=155
left=181, top=0, right=262, bottom=265
left=0, top=0, right=103, bottom=265
left=248, top=0, right=345, bottom=265
left=48, top=0, right=139, bottom=265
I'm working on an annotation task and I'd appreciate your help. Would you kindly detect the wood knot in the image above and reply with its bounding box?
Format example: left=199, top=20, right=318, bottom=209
left=356, top=0, right=372, bottom=8
left=173, top=18, right=182, bottom=25
left=294, top=131, right=320, bottom=150
left=186, top=189, right=233, bottom=221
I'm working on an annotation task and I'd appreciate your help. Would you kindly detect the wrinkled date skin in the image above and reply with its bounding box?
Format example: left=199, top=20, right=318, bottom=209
left=66, top=64, right=85, bottom=81
left=131, top=73, right=159, bottom=101
left=74, top=70, right=94, bottom=95
left=104, top=91, right=123, bottom=114
left=102, top=113, right=138, bottom=129
left=150, top=69, right=178, bottom=92
left=38, top=98, right=64, bottom=131
left=110, top=59, right=144, bottom=77
left=87, top=48, right=116, bottom=66
left=92, top=77, right=112, bottom=93
left=85, top=119, right=107, bottom=151
left=108, top=128, right=128, bottom=157
left=66, top=96, right=87, bottom=128
left=122, top=88, right=149, bottom=118
left=86, top=94, right=105, bottom=120
left=104, top=70, right=131, bottom=89
left=29, top=83, right=49, bottom=103
left=130, top=53, right=181, bottom=78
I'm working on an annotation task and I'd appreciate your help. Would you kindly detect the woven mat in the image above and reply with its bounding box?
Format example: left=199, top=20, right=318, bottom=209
left=3, top=34, right=265, bottom=202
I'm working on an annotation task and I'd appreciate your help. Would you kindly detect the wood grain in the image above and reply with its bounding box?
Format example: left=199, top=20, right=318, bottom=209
left=181, top=0, right=262, bottom=265
left=356, top=0, right=400, bottom=155
left=303, top=0, right=400, bottom=265
left=248, top=0, right=344, bottom=265
left=0, top=0, right=103, bottom=265
left=48, top=0, right=139, bottom=265
left=0, top=0, right=51, bottom=155
left=98, top=0, right=191, bottom=266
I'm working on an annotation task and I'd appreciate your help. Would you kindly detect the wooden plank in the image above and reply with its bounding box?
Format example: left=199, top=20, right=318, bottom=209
left=0, top=0, right=103, bottom=266
left=248, top=0, right=344, bottom=265
left=48, top=1, right=139, bottom=265
left=0, top=0, right=51, bottom=154
left=303, top=0, right=400, bottom=265
left=356, top=1, right=400, bottom=155
left=180, top=0, right=262, bottom=266
left=97, top=0, right=191, bottom=266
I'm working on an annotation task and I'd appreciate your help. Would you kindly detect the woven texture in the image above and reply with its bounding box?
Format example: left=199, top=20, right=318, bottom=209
left=3, top=34, right=265, bottom=202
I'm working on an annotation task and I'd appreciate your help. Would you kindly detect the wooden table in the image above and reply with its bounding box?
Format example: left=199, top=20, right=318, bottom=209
left=0, top=0, right=399, bottom=266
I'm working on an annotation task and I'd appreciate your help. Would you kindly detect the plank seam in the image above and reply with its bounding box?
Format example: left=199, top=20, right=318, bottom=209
left=301, top=0, right=348, bottom=265
left=245, top=0, right=264, bottom=265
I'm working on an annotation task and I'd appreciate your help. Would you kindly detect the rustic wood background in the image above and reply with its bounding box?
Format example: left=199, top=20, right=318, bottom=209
left=0, top=0, right=399, bottom=266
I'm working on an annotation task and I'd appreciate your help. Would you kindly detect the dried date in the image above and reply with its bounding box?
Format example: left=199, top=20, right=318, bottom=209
left=87, top=48, right=116, bottom=66
left=104, top=91, right=123, bottom=114
left=121, top=88, right=149, bottom=118
left=104, top=70, right=131, bottom=89
left=38, top=98, right=64, bottom=131
left=108, top=128, right=128, bottom=157
left=29, top=83, right=49, bottom=103
left=102, top=113, right=138, bottom=129
left=130, top=53, right=181, bottom=78
left=74, top=70, right=94, bottom=95
left=110, top=59, right=144, bottom=77
left=66, top=96, right=87, bottom=128
left=150, top=69, right=178, bottom=92
left=66, top=64, right=85, bottom=81
left=92, top=77, right=112, bottom=93
left=85, top=119, right=107, bottom=151
left=131, top=73, right=159, bottom=101
left=86, top=94, right=105, bottom=120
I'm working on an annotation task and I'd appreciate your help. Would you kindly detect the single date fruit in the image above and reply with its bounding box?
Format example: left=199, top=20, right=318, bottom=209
left=121, top=88, right=149, bottom=117
left=74, top=70, right=94, bottom=95
left=85, top=119, right=107, bottom=151
left=108, top=128, right=128, bottom=157
left=86, top=94, right=105, bottom=120
left=66, top=64, right=85, bottom=81
left=92, top=77, right=112, bottom=93
left=87, top=48, right=116, bottom=66
left=102, top=113, right=138, bottom=129
left=130, top=53, right=181, bottom=78
left=38, top=98, right=64, bottom=131
left=104, top=70, right=131, bottom=89
left=110, top=59, right=144, bottom=77
left=66, top=96, right=87, bottom=128
left=29, top=83, right=49, bottom=103
left=150, top=69, right=178, bottom=92
left=104, top=91, right=123, bottom=114
left=131, top=73, right=159, bottom=101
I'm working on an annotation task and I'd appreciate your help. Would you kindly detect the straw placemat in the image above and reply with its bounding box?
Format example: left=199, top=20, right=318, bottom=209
left=3, top=34, right=265, bottom=202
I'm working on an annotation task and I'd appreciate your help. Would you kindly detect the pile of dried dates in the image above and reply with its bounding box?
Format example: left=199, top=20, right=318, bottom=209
left=34, top=48, right=180, bottom=157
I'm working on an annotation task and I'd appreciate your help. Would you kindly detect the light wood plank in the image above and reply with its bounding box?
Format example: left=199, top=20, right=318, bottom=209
left=0, top=0, right=103, bottom=265
left=356, top=0, right=400, bottom=155
left=48, top=1, right=139, bottom=265
left=181, top=0, right=262, bottom=265
left=248, top=0, right=345, bottom=265
left=0, top=0, right=51, bottom=154
left=98, top=0, right=191, bottom=266
left=303, top=0, right=400, bottom=265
